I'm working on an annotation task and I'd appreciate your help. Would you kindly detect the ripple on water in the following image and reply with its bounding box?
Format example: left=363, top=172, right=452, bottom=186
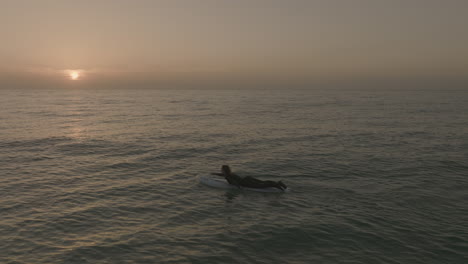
left=1, top=89, right=468, bottom=263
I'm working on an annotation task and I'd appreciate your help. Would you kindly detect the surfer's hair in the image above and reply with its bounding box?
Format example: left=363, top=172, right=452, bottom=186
left=221, top=165, right=231, bottom=175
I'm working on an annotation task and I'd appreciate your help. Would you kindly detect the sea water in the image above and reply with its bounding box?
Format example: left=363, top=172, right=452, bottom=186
left=0, top=87, right=467, bottom=263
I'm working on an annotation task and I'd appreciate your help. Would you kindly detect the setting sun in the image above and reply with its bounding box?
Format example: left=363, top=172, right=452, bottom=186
left=69, top=71, right=80, bottom=80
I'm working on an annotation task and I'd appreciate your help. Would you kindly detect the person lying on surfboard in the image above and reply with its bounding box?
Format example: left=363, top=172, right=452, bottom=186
left=211, top=165, right=287, bottom=191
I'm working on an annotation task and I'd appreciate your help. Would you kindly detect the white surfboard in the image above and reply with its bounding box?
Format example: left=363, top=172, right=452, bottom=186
left=199, top=176, right=288, bottom=193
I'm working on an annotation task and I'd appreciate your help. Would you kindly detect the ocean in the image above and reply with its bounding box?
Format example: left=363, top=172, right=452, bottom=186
left=0, top=87, right=467, bottom=263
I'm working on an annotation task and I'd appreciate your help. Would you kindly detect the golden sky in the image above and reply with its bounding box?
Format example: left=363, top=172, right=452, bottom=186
left=1, top=0, right=467, bottom=88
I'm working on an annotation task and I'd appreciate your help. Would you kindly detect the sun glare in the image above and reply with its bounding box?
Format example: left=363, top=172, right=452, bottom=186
left=69, top=71, right=80, bottom=80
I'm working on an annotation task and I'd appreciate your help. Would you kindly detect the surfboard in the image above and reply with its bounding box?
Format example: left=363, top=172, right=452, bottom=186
left=199, top=176, right=288, bottom=193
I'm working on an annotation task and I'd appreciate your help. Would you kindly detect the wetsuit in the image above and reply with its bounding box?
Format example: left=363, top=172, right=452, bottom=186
left=224, top=173, right=243, bottom=188
left=227, top=174, right=283, bottom=190
left=213, top=169, right=286, bottom=190
left=240, top=176, right=282, bottom=189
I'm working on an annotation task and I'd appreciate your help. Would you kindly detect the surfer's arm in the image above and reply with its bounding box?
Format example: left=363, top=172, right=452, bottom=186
left=231, top=181, right=241, bottom=189
left=231, top=175, right=242, bottom=189
left=224, top=175, right=242, bottom=189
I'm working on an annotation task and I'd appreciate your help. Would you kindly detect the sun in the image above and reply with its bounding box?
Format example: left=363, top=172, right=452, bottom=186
left=69, top=71, right=80, bottom=80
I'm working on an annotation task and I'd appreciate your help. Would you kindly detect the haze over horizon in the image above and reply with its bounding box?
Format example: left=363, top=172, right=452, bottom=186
left=1, top=0, right=467, bottom=88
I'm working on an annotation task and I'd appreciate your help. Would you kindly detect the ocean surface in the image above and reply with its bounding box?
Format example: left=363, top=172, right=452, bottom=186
left=0, top=87, right=467, bottom=264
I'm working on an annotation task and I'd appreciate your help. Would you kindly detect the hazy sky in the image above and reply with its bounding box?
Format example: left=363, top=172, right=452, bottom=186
left=1, top=0, right=467, bottom=88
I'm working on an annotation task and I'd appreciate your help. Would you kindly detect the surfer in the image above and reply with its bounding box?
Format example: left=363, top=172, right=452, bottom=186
left=211, top=165, right=287, bottom=191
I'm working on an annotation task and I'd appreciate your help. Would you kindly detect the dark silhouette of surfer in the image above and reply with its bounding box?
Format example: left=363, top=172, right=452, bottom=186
left=211, top=165, right=287, bottom=191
